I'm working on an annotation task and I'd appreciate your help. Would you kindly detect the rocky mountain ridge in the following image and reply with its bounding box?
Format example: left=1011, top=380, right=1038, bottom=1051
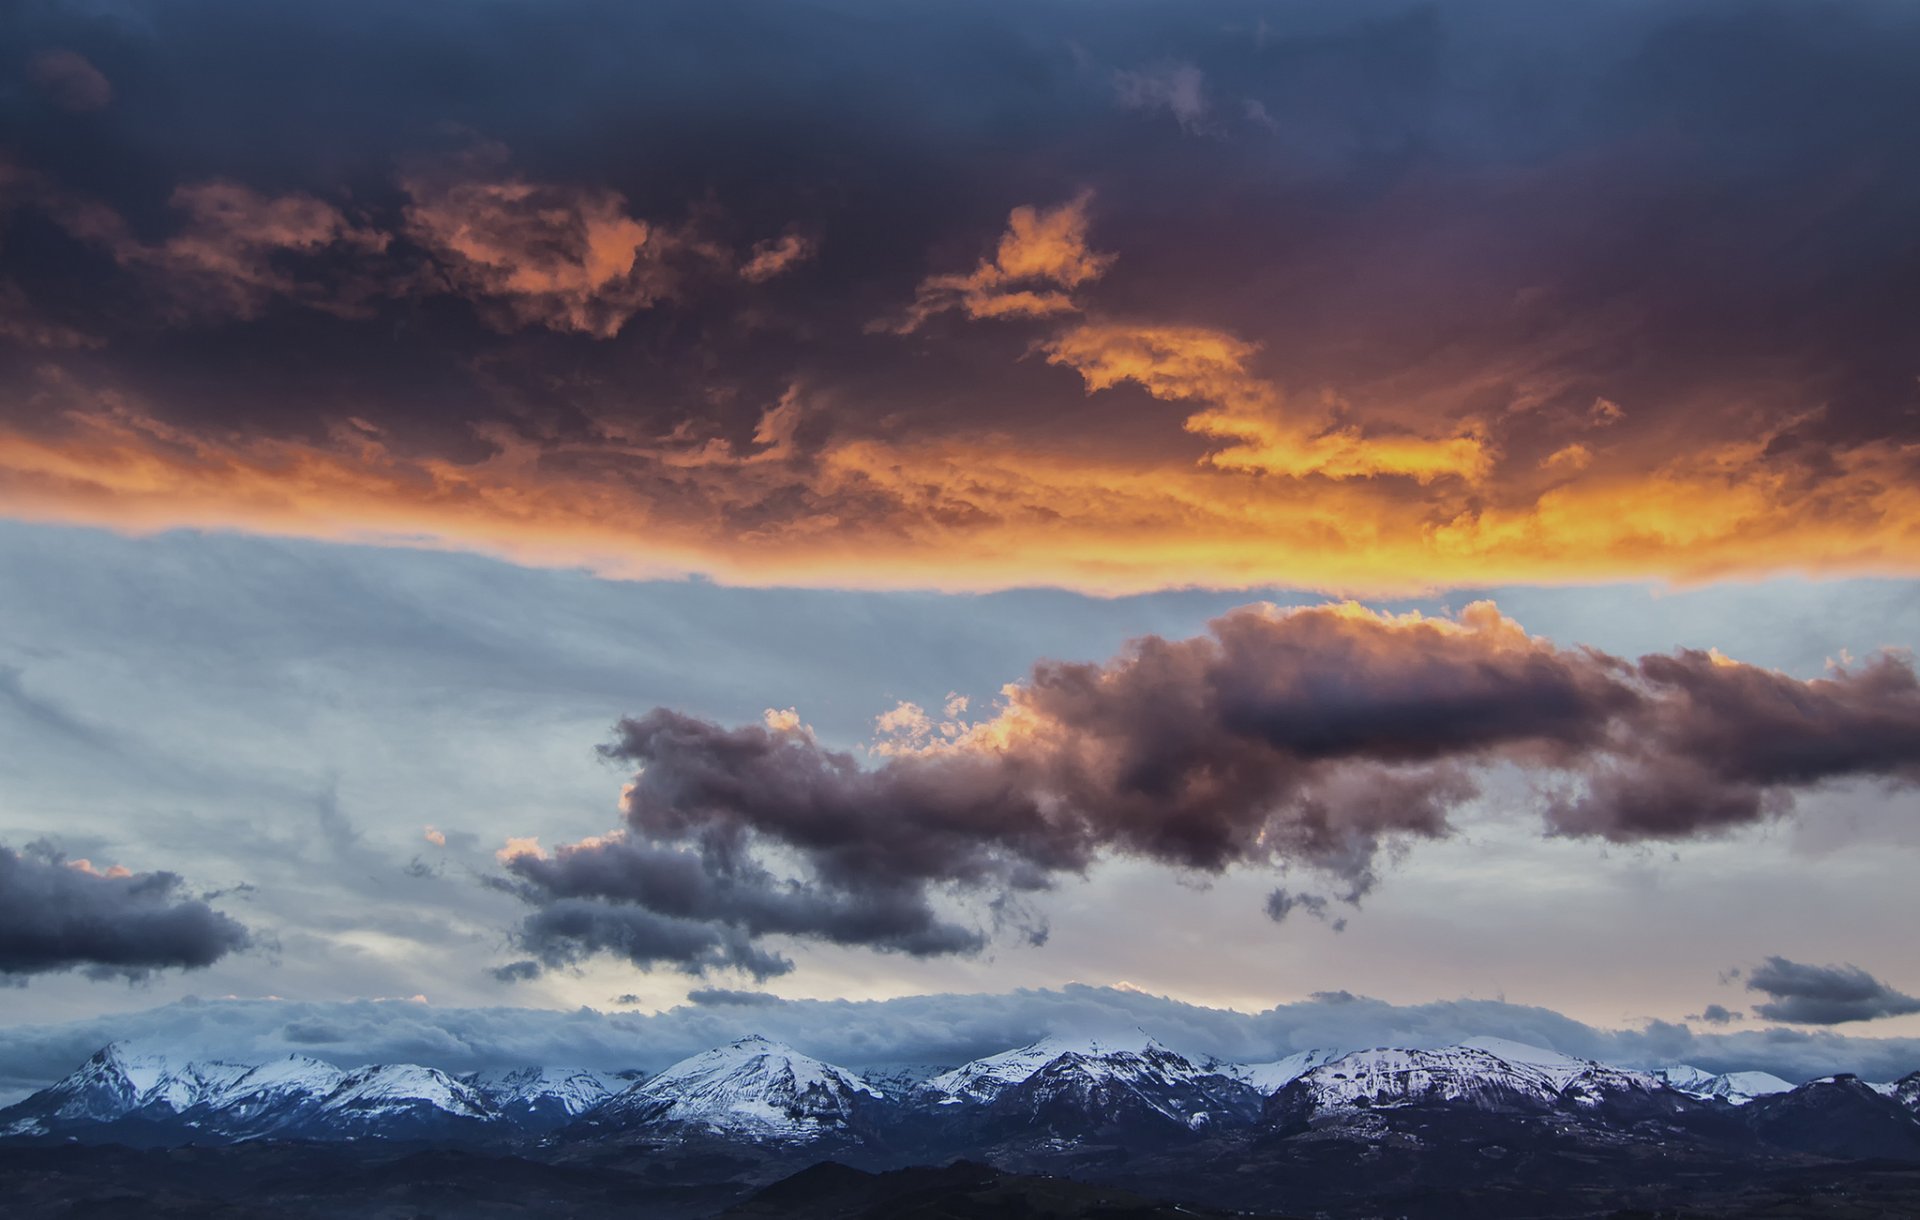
left=4, top=1030, right=1916, bottom=1163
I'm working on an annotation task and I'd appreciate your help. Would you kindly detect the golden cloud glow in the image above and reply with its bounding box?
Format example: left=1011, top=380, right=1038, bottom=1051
left=880, top=193, right=1115, bottom=332
left=401, top=164, right=675, bottom=339
left=5, top=188, right=1919, bottom=597
left=1044, top=322, right=1491, bottom=483
left=3, top=387, right=1918, bottom=596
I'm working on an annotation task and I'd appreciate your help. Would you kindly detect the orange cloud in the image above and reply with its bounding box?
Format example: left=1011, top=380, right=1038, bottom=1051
left=2, top=384, right=1918, bottom=596
left=880, top=193, right=1114, bottom=332
left=739, top=232, right=817, bottom=282
left=1044, top=322, right=1491, bottom=483
left=401, top=158, right=679, bottom=338
left=496, top=836, right=545, bottom=864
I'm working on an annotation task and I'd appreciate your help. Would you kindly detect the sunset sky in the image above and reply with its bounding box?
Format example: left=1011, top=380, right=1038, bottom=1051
left=2, top=0, right=1919, bottom=1091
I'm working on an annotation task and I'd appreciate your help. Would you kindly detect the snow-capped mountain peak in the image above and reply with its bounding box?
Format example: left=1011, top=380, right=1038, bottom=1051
left=1450, top=1036, right=1664, bottom=1106
left=1654, top=1064, right=1795, bottom=1105
left=1268, top=1038, right=1685, bottom=1123
left=1, top=1042, right=174, bottom=1132
left=1223, top=1048, right=1345, bottom=1094
left=1453, top=1037, right=1590, bottom=1086
left=923, top=1031, right=1173, bottom=1103
left=465, top=1067, right=622, bottom=1127
left=322, top=1064, right=495, bottom=1117
left=921, top=1031, right=1264, bottom=1134
left=596, top=1035, right=880, bottom=1142
left=1276, top=1045, right=1561, bottom=1115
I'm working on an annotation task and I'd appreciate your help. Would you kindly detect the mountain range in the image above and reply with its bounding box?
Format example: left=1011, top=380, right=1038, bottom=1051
left=5, top=1029, right=1915, bottom=1147
left=5, top=1031, right=1920, bottom=1217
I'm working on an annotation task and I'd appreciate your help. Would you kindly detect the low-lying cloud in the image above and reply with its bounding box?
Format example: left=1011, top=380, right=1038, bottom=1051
left=1745, top=956, right=1920, bottom=1025
left=0, top=843, right=252, bottom=981
left=1, top=986, right=1915, bottom=1106
left=497, top=601, right=1920, bottom=979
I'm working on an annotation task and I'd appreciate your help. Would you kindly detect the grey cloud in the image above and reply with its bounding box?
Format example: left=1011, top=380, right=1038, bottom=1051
left=686, top=988, right=783, bottom=1007
left=1745, top=956, right=1920, bottom=1025
left=1689, top=1003, right=1742, bottom=1026
left=506, top=893, right=800, bottom=981
left=1, top=986, right=1916, bottom=1106
left=502, top=601, right=1920, bottom=978
left=1114, top=63, right=1209, bottom=132
left=1264, top=888, right=1340, bottom=929
left=0, top=843, right=251, bottom=980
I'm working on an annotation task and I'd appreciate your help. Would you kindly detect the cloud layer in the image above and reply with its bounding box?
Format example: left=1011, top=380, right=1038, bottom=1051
left=3, top=986, right=1917, bottom=1106
left=0, top=844, right=251, bottom=981
left=496, top=601, right=1920, bottom=978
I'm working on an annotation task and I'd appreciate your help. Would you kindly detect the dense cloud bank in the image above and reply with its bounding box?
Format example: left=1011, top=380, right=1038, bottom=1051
left=2, top=985, right=1917, bottom=1105
left=1745, top=956, right=1920, bottom=1025
left=0, top=843, right=251, bottom=979
left=498, top=601, right=1920, bottom=977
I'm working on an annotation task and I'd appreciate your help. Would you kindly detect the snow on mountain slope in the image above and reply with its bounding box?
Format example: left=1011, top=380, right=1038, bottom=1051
left=923, top=1032, right=1263, bottom=1134
left=859, top=1063, right=950, bottom=1097
left=1274, top=1046, right=1563, bottom=1115
left=0, top=1043, right=175, bottom=1135
left=467, top=1067, right=623, bottom=1128
left=1224, top=1049, right=1345, bottom=1094
left=178, top=1054, right=348, bottom=1136
left=1894, top=1072, right=1920, bottom=1113
left=924, top=1032, right=1161, bottom=1103
left=594, top=1035, right=879, bottom=1141
left=0, top=1042, right=272, bottom=1137
left=141, top=1059, right=253, bottom=1114
left=1453, top=1037, right=1667, bottom=1108
left=286, top=1064, right=500, bottom=1137
left=1272, top=1040, right=1693, bottom=1122
left=324, top=1064, right=495, bottom=1116
left=1655, top=1065, right=1794, bottom=1105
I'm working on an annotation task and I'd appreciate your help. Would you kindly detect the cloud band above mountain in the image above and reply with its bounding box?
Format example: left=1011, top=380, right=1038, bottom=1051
left=1, top=986, right=1915, bottom=1107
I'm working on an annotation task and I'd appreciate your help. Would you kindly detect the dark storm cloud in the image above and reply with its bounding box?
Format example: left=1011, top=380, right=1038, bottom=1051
left=1689, top=1004, right=1741, bottom=1026
left=496, top=831, right=986, bottom=980
left=499, top=601, right=1920, bottom=977
left=1745, top=956, right=1920, bottom=1025
left=0, top=843, right=251, bottom=980
left=5, top=1, right=1920, bottom=591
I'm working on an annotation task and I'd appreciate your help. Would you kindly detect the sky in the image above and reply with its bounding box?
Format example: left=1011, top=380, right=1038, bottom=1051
left=1, top=0, right=1919, bottom=1093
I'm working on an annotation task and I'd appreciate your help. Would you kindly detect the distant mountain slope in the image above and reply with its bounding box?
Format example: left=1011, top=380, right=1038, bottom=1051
left=1655, top=1063, right=1795, bottom=1105
left=581, top=1036, right=882, bottom=1143
left=1266, top=1039, right=1698, bottom=1130
left=466, top=1067, right=624, bottom=1130
left=921, top=1032, right=1263, bottom=1139
left=1740, top=1074, right=1920, bottom=1161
